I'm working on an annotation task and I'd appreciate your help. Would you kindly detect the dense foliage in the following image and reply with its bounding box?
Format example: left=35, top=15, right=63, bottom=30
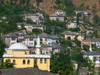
left=50, top=49, right=73, bottom=74
left=0, top=59, right=14, bottom=69
left=28, top=28, right=42, bottom=35
left=0, top=35, right=5, bottom=58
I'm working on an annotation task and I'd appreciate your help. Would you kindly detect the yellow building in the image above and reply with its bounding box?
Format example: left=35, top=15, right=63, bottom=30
left=3, top=36, right=51, bottom=71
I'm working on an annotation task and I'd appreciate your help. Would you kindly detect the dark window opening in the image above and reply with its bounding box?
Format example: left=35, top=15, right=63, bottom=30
left=13, top=59, right=15, bottom=64
left=23, top=59, right=25, bottom=64
left=44, top=59, right=46, bottom=64
left=27, top=59, right=30, bottom=65
left=40, top=58, right=42, bottom=63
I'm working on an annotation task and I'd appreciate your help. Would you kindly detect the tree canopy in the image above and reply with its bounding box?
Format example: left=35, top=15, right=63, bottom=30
left=50, top=49, right=73, bottom=73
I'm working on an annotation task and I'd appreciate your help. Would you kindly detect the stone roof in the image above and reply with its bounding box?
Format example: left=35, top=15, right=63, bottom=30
left=84, top=51, right=100, bottom=56
left=50, top=36, right=59, bottom=39
left=0, top=67, right=57, bottom=75
left=61, top=31, right=83, bottom=35
left=79, top=68, right=88, bottom=73
left=74, top=10, right=87, bottom=13
left=50, top=14, right=64, bottom=17
left=2, top=33, right=17, bottom=38
left=20, top=13, right=39, bottom=16
left=82, top=38, right=100, bottom=42
left=38, top=33, right=51, bottom=38
left=17, top=22, right=46, bottom=27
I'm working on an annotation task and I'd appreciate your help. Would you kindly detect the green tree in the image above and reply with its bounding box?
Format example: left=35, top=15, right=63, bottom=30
left=32, top=28, right=42, bottom=34
left=64, top=0, right=73, bottom=7
left=93, top=15, right=99, bottom=24
left=1, top=0, right=4, bottom=4
left=71, top=53, right=84, bottom=63
left=67, top=36, right=71, bottom=40
left=44, top=26, right=52, bottom=34
left=54, top=26, right=60, bottom=34
left=74, top=38, right=81, bottom=47
left=10, top=0, right=13, bottom=5
left=27, top=18, right=36, bottom=24
left=86, top=5, right=90, bottom=10
left=50, top=49, right=73, bottom=73
left=20, top=0, right=25, bottom=6
left=0, top=59, right=14, bottom=69
left=92, top=8, right=97, bottom=14
left=91, top=30, right=99, bottom=38
left=0, top=34, right=5, bottom=58
left=77, top=13, right=81, bottom=25
left=83, top=45, right=90, bottom=51
left=55, top=0, right=60, bottom=4
left=92, top=4, right=96, bottom=9
left=26, top=0, right=30, bottom=7
left=87, top=57, right=96, bottom=74
left=80, top=3, right=85, bottom=9
left=36, top=0, right=42, bottom=6
left=92, top=44, right=97, bottom=49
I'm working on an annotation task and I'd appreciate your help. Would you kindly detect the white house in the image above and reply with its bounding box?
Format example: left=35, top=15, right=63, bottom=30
left=74, top=10, right=88, bottom=16
left=83, top=51, right=100, bottom=67
left=66, top=22, right=77, bottom=28
left=55, top=10, right=66, bottom=16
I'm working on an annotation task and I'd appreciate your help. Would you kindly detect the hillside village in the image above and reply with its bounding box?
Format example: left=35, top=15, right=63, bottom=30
left=1, top=0, right=100, bottom=75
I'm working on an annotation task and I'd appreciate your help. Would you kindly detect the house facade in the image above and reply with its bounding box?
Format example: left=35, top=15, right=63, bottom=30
left=2, top=32, right=59, bottom=47
left=81, top=38, right=100, bottom=48
left=62, top=31, right=84, bottom=41
left=2, top=30, right=35, bottom=47
left=66, top=22, right=77, bottom=28
left=17, top=22, right=46, bottom=32
left=49, top=14, right=64, bottom=21
left=21, top=13, right=39, bottom=24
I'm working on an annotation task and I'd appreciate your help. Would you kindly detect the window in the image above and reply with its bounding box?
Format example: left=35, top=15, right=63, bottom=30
left=29, top=38, right=33, bottom=41
left=45, top=38, right=47, bottom=41
left=27, top=59, right=30, bottom=65
left=29, top=43, right=33, bottom=45
left=46, top=52, right=48, bottom=54
left=44, top=59, right=46, bottom=64
left=13, top=59, right=15, bottom=64
left=23, top=59, right=25, bottom=64
left=40, top=58, right=42, bottom=63
left=12, top=38, right=15, bottom=40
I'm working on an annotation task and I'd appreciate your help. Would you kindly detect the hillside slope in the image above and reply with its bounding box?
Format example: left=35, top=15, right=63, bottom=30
left=30, top=0, right=59, bottom=15
left=73, top=0, right=100, bottom=15
left=4, top=0, right=100, bottom=15
left=31, top=0, right=100, bottom=15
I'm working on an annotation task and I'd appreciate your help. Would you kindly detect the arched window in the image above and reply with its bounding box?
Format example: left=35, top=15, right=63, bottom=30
left=27, top=59, right=30, bottom=65
left=13, top=59, right=15, bottom=64
left=23, top=59, right=25, bottom=65
left=44, top=58, right=46, bottom=64
left=40, top=58, right=42, bottom=63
